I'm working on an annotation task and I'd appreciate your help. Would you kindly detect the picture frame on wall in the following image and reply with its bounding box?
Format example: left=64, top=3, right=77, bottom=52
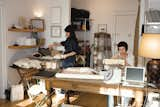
left=30, top=19, right=45, bottom=30
left=51, top=7, right=61, bottom=24
left=51, top=26, right=61, bottom=37
left=98, top=24, right=107, bottom=32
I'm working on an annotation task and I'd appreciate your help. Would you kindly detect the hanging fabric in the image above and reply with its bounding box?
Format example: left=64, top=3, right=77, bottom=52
left=133, top=0, right=141, bottom=66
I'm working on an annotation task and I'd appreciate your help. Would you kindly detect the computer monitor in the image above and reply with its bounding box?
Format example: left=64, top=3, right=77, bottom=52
left=124, top=66, right=145, bottom=83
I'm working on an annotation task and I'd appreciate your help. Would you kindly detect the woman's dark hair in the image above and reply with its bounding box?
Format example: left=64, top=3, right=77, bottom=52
left=64, top=25, right=78, bottom=41
left=117, top=41, right=128, bottom=51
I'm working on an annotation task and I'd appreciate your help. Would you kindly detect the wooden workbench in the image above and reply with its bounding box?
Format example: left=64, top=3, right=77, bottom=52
left=34, top=77, right=160, bottom=107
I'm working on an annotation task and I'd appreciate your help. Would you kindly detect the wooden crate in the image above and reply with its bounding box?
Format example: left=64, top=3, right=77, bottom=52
left=16, top=93, right=45, bottom=107
left=60, top=104, right=83, bottom=107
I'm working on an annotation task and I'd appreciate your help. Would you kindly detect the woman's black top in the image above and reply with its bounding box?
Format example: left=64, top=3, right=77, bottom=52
left=61, top=37, right=80, bottom=68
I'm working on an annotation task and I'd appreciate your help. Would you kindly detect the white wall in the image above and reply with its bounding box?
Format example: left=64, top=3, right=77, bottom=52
left=0, top=5, right=2, bottom=98
left=27, top=0, right=71, bottom=48
left=1, top=0, right=70, bottom=98
left=148, top=0, right=160, bottom=10
left=6, top=0, right=36, bottom=85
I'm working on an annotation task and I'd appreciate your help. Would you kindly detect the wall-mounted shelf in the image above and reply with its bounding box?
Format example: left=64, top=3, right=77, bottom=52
left=8, top=28, right=44, bottom=32
left=8, top=45, right=41, bottom=49
left=8, top=27, right=45, bottom=49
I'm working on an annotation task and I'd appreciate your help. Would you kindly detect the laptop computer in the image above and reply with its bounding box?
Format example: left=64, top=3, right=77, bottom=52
left=122, top=66, right=146, bottom=88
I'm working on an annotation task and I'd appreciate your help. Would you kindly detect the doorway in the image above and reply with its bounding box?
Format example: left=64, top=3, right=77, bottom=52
left=113, top=12, right=136, bottom=55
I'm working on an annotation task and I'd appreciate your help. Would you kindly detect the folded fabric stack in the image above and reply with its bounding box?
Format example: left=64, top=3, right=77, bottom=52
left=103, top=59, right=125, bottom=65
left=13, top=58, right=42, bottom=69
left=55, top=67, right=104, bottom=80
left=62, top=67, right=97, bottom=74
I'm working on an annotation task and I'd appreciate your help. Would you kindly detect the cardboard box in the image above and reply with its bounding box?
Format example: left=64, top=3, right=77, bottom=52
left=16, top=94, right=80, bottom=107
left=16, top=99, right=35, bottom=107
left=60, top=104, right=83, bottom=107
left=16, top=93, right=45, bottom=107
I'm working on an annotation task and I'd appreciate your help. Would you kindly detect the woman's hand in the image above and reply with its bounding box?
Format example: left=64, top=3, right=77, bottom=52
left=48, top=42, right=60, bottom=49
left=61, top=52, right=76, bottom=59
left=53, top=42, right=61, bottom=46
left=53, top=42, right=58, bottom=46
left=61, top=54, right=67, bottom=59
left=48, top=44, right=54, bottom=50
left=48, top=44, right=54, bottom=49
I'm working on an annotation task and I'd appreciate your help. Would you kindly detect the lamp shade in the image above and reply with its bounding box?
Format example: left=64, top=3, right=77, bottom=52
left=139, top=33, right=160, bottom=59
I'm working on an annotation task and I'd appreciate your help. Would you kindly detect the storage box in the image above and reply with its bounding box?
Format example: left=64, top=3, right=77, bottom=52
left=11, top=84, right=24, bottom=102
left=25, top=38, right=36, bottom=46
left=16, top=99, right=35, bottom=107
left=16, top=93, right=45, bottom=107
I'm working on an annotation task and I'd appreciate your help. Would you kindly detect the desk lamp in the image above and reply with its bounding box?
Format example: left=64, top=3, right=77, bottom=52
left=139, top=33, right=160, bottom=88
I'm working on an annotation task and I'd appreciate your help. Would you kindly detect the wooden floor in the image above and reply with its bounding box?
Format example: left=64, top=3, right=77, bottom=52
left=72, top=92, right=107, bottom=107
left=0, top=92, right=107, bottom=107
left=0, top=99, right=20, bottom=107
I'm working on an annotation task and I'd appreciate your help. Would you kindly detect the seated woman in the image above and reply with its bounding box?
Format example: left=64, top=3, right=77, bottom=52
left=49, top=25, right=80, bottom=68
left=112, top=41, right=134, bottom=66
left=108, top=41, right=134, bottom=107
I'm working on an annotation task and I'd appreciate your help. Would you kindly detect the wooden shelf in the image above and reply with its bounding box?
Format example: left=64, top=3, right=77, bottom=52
left=8, top=28, right=44, bottom=32
left=8, top=45, right=41, bottom=49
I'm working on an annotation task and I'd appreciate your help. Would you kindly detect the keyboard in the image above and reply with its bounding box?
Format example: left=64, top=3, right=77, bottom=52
left=34, top=71, right=57, bottom=77
left=122, top=82, right=146, bottom=88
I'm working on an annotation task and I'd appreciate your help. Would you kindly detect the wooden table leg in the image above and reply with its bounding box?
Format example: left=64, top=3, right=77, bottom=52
left=17, top=68, right=24, bottom=84
left=45, top=79, right=54, bottom=107
left=135, top=91, right=144, bottom=107
left=65, top=91, right=70, bottom=104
